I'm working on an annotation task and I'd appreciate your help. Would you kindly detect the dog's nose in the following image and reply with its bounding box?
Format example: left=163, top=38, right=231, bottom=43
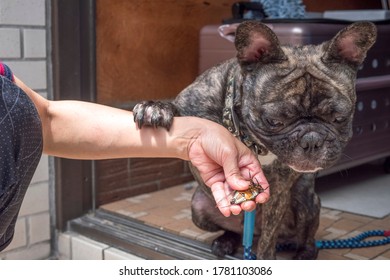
left=300, top=131, right=324, bottom=151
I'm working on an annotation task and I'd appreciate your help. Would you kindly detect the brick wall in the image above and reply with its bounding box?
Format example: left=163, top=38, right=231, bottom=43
left=96, top=158, right=194, bottom=206
left=0, top=0, right=51, bottom=259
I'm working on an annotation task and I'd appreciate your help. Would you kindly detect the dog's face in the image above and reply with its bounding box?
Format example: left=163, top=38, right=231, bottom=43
left=235, top=21, right=377, bottom=172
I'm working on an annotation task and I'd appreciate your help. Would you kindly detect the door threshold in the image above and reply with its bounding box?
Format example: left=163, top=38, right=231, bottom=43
left=69, top=209, right=239, bottom=260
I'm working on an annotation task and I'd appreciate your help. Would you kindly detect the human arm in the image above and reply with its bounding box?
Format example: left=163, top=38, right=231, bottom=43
left=13, top=75, right=270, bottom=216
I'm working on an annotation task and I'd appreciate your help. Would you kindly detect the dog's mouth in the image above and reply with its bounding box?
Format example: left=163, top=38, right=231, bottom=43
left=247, top=124, right=343, bottom=173
left=278, top=147, right=342, bottom=173
left=288, top=164, right=323, bottom=173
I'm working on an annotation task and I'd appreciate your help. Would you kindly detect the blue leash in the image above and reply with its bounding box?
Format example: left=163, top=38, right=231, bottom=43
left=243, top=211, right=390, bottom=259
left=316, top=230, right=390, bottom=249
left=276, top=230, right=390, bottom=252
left=243, top=210, right=257, bottom=260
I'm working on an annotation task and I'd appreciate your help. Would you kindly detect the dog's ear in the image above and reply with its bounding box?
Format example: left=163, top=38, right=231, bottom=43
left=322, top=22, right=377, bottom=67
left=235, top=21, right=286, bottom=70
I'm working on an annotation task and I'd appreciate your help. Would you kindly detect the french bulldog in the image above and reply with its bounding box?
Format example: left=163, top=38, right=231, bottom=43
left=133, top=21, right=377, bottom=259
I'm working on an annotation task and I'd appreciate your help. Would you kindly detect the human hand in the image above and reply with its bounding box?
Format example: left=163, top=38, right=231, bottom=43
left=185, top=119, right=270, bottom=217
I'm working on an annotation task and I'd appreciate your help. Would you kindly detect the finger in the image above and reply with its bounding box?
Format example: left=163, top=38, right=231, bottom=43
left=223, top=162, right=250, bottom=191
left=211, top=183, right=231, bottom=217
left=250, top=171, right=270, bottom=205
left=255, top=192, right=270, bottom=204
left=240, top=200, right=257, bottom=212
left=224, top=153, right=269, bottom=191
left=230, top=204, right=242, bottom=215
left=253, top=171, right=269, bottom=190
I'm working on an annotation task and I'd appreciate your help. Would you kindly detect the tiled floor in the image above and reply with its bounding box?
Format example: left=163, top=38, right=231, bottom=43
left=101, top=181, right=390, bottom=260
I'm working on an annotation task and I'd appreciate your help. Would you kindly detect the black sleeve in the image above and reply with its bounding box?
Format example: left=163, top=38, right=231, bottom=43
left=0, top=76, right=43, bottom=251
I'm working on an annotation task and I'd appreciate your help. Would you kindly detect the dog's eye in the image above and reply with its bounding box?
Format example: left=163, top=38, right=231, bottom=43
left=266, top=118, right=284, bottom=127
left=333, top=116, right=347, bottom=124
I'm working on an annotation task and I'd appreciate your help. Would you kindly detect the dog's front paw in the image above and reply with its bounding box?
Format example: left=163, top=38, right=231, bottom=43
left=133, top=101, right=178, bottom=130
left=211, top=231, right=241, bottom=258
left=293, top=245, right=318, bottom=260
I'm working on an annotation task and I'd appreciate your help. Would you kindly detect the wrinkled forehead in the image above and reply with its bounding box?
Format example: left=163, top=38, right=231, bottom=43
left=253, top=45, right=357, bottom=100
left=280, top=44, right=354, bottom=87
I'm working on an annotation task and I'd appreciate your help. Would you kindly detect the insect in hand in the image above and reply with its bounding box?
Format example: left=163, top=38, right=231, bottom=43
left=216, top=172, right=268, bottom=208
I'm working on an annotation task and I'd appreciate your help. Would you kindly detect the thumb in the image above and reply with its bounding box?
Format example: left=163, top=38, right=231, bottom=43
left=222, top=157, right=251, bottom=191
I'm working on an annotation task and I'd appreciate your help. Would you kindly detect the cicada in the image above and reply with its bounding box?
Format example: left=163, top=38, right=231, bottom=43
left=217, top=173, right=268, bottom=208
left=230, top=175, right=268, bottom=205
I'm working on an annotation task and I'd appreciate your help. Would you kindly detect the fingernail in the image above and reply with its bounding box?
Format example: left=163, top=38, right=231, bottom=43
left=257, top=196, right=268, bottom=204
left=235, top=177, right=247, bottom=188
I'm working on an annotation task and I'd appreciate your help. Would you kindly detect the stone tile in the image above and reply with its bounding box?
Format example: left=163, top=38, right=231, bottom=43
left=126, top=194, right=151, bottom=204
left=100, top=199, right=132, bottom=212
left=196, top=231, right=224, bottom=243
left=57, top=232, right=72, bottom=260
left=317, top=249, right=351, bottom=260
left=173, top=209, right=192, bottom=220
left=71, top=235, right=109, bottom=260
left=347, top=243, right=390, bottom=259
left=319, top=216, right=337, bottom=229
left=163, top=219, right=195, bottom=235
left=381, top=249, right=390, bottom=258
left=157, top=205, right=191, bottom=219
left=141, top=213, right=177, bottom=228
left=368, top=215, right=390, bottom=228
left=104, top=247, right=143, bottom=260
left=117, top=209, right=148, bottom=219
left=320, top=248, right=351, bottom=257
left=99, top=183, right=390, bottom=260
left=331, top=218, right=365, bottom=233
left=180, top=229, right=203, bottom=239
left=179, top=222, right=216, bottom=240
left=173, top=191, right=193, bottom=202
left=320, top=209, right=343, bottom=220
left=320, top=208, right=331, bottom=215
left=339, top=212, right=374, bottom=224
left=374, top=256, right=390, bottom=260
left=322, top=227, right=348, bottom=240
left=315, top=227, right=331, bottom=239
left=344, top=252, right=369, bottom=260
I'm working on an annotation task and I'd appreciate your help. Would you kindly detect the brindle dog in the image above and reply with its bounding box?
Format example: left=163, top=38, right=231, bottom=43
left=133, top=21, right=376, bottom=259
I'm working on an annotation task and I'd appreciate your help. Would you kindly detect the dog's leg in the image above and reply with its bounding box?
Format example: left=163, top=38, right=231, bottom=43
left=191, top=186, right=242, bottom=257
left=255, top=164, right=301, bottom=259
left=191, top=186, right=222, bottom=232
left=256, top=189, right=291, bottom=259
left=191, top=179, right=241, bottom=258
left=133, top=101, right=179, bottom=130
left=290, top=174, right=320, bottom=260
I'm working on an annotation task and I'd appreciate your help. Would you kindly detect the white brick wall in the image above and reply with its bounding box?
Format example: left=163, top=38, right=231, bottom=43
left=0, top=28, right=20, bottom=57
left=0, top=0, right=51, bottom=260
left=0, top=0, right=45, bottom=26
left=23, top=29, right=46, bottom=58
left=58, top=232, right=144, bottom=260
left=5, top=60, right=47, bottom=89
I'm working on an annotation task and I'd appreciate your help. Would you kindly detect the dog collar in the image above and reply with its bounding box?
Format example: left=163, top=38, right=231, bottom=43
left=222, top=74, right=268, bottom=156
